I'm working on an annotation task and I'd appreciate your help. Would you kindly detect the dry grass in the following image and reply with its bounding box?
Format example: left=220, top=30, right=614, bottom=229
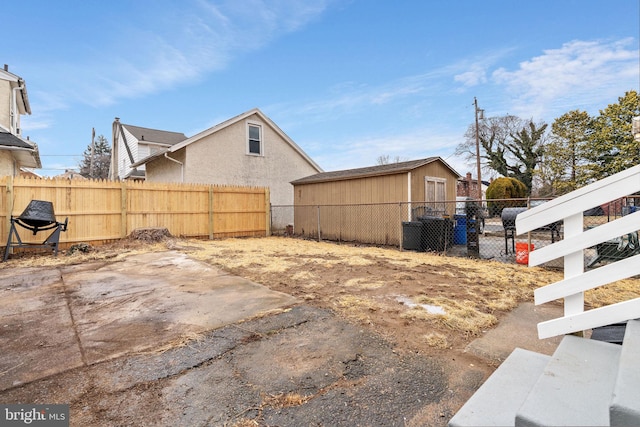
left=335, top=295, right=382, bottom=323
left=5, top=236, right=640, bottom=342
left=423, top=332, right=449, bottom=349
left=343, top=278, right=386, bottom=290
left=402, top=297, right=498, bottom=334
left=139, top=331, right=206, bottom=355
left=261, top=392, right=311, bottom=408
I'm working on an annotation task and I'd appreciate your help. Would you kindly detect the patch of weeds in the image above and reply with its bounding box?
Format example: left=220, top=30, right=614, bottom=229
left=67, top=243, right=92, bottom=255
left=261, top=392, right=311, bottom=408
left=423, top=332, right=449, bottom=349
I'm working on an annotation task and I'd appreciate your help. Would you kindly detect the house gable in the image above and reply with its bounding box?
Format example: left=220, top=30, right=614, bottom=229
left=0, top=66, right=31, bottom=139
left=178, top=111, right=321, bottom=195
left=0, top=65, right=40, bottom=174
left=138, top=108, right=322, bottom=216
left=111, top=118, right=187, bottom=180
left=166, top=108, right=322, bottom=173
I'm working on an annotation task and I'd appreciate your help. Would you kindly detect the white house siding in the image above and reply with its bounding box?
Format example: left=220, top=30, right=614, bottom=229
left=118, top=127, right=141, bottom=178
left=0, top=80, right=12, bottom=132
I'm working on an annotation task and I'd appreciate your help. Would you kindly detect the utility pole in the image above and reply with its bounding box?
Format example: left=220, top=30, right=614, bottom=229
left=474, top=98, right=484, bottom=200
left=90, top=127, right=95, bottom=178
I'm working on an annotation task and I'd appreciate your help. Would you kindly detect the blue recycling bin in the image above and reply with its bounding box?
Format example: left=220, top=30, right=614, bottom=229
left=453, top=214, right=467, bottom=245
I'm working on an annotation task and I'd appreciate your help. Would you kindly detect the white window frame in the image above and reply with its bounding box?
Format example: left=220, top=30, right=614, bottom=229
left=246, top=123, right=263, bottom=156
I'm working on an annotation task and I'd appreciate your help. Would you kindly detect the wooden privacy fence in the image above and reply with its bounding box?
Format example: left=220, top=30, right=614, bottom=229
left=0, top=176, right=270, bottom=248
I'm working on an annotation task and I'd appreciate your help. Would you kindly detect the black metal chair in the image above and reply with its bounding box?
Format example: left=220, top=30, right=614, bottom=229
left=4, top=200, right=68, bottom=261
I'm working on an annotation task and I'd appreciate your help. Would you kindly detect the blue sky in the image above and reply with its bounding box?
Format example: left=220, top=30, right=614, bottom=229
left=5, top=0, right=640, bottom=177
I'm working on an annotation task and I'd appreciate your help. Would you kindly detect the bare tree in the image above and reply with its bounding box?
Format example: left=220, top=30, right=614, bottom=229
left=455, top=115, right=548, bottom=194
left=376, top=155, right=408, bottom=165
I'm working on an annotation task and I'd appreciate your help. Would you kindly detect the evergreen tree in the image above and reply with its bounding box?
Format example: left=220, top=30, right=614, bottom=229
left=584, top=90, right=640, bottom=181
left=79, top=134, right=111, bottom=179
left=544, top=110, right=593, bottom=195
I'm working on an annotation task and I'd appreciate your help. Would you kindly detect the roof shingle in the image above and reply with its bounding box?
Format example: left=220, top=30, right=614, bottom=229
left=291, top=157, right=459, bottom=185
left=122, top=124, right=187, bottom=146
left=0, top=132, right=35, bottom=149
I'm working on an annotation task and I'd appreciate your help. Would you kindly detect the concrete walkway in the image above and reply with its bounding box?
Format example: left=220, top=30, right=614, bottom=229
left=465, top=302, right=565, bottom=363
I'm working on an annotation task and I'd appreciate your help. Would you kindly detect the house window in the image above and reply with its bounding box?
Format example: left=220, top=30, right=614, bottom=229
left=247, top=124, right=262, bottom=156
left=425, top=176, right=446, bottom=214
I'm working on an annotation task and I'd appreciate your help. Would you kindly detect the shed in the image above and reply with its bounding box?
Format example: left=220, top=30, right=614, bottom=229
left=291, top=157, right=461, bottom=245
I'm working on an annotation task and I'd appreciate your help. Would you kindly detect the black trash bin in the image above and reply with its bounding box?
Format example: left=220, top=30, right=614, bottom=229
left=402, top=221, right=423, bottom=251
left=419, top=216, right=453, bottom=252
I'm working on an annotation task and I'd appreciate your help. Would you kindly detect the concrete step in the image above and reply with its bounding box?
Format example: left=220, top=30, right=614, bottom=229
left=610, top=319, right=640, bottom=426
left=448, top=348, right=550, bottom=427
left=515, top=335, right=621, bottom=427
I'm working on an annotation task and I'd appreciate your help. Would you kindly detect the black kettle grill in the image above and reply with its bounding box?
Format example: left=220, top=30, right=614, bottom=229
left=4, top=200, right=68, bottom=261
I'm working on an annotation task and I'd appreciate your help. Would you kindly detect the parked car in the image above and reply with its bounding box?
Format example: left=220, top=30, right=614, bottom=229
left=584, top=206, right=605, bottom=216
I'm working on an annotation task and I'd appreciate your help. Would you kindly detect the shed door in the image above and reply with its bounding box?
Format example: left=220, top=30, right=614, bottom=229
left=425, top=176, right=446, bottom=214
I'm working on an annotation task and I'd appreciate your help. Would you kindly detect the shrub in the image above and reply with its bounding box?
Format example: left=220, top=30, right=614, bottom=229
left=486, top=177, right=527, bottom=216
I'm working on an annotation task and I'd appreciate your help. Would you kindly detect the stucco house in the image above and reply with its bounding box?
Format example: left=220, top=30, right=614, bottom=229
left=130, top=108, right=323, bottom=229
left=110, top=118, right=188, bottom=180
left=0, top=65, right=41, bottom=175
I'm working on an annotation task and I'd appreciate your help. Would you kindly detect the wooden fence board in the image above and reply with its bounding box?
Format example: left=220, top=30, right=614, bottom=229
left=0, top=176, right=268, bottom=249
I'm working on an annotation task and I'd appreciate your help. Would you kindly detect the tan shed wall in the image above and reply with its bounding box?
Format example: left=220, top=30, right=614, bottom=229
left=292, top=159, right=459, bottom=245
left=410, top=162, right=459, bottom=213
left=293, top=173, right=409, bottom=245
left=294, top=173, right=409, bottom=205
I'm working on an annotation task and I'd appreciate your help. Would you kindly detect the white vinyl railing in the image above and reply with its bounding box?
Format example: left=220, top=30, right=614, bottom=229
left=516, top=164, right=640, bottom=339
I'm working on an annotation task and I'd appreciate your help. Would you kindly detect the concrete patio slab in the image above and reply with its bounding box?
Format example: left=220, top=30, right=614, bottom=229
left=0, top=251, right=297, bottom=390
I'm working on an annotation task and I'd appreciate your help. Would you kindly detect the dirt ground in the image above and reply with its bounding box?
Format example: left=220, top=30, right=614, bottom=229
left=1, top=235, right=637, bottom=426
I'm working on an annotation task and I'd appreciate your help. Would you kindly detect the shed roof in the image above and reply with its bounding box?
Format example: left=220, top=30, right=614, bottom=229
left=291, top=157, right=460, bottom=185
left=121, top=124, right=187, bottom=146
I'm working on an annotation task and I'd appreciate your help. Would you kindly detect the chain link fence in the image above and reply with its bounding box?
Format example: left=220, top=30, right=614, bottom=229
left=271, top=196, right=640, bottom=268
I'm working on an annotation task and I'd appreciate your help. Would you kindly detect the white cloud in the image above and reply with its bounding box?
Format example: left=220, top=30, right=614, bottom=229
left=452, top=48, right=516, bottom=90
left=454, top=65, right=487, bottom=88
left=33, top=0, right=335, bottom=109
left=270, top=68, right=455, bottom=128
left=308, top=127, right=463, bottom=172
left=492, top=38, right=639, bottom=118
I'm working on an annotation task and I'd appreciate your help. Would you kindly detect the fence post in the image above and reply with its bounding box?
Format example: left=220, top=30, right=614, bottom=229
left=317, top=205, right=322, bottom=242
left=399, top=203, right=403, bottom=251
left=564, top=212, right=585, bottom=337
left=208, top=186, right=214, bottom=240
left=265, top=188, right=271, bottom=237
left=4, top=176, right=13, bottom=249
left=120, top=181, right=127, bottom=238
